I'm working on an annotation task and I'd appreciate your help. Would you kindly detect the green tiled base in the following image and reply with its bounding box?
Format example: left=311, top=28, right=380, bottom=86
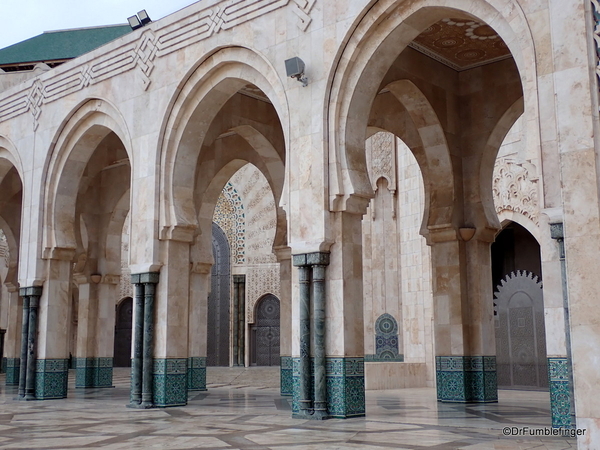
left=292, top=357, right=365, bottom=418
left=153, top=358, right=188, bottom=407
left=75, top=357, right=113, bottom=388
left=187, top=357, right=206, bottom=391
left=280, top=356, right=292, bottom=396
left=5, top=358, right=20, bottom=385
left=548, top=357, right=575, bottom=429
left=436, top=356, right=497, bottom=403
left=36, top=359, right=69, bottom=400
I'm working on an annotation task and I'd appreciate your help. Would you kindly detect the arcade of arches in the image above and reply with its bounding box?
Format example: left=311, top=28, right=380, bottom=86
left=0, top=0, right=599, bottom=447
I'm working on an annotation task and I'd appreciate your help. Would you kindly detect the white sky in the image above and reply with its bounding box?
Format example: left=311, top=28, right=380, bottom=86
left=0, top=0, right=197, bottom=49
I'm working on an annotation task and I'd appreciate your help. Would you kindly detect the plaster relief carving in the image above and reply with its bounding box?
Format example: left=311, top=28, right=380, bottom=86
left=0, top=229, right=8, bottom=268
left=246, top=264, right=280, bottom=323
left=214, top=182, right=245, bottom=264
left=493, top=158, right=539, bottom=225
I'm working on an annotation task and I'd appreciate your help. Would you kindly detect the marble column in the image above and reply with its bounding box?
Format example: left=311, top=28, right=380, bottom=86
left=129, top=281, right=144, bottom=406
left=293, top=257, right=312, bottom=416
left=128, top=272, right=159, bottom=409
left=16, top=286, right=42, bottom=401
left=430, top=230, right=497, bottom=403
left=73, top=277, right=96, bottom=388
left=36, top=255, right=73, bottom=400
left=141, top=280, right=155, bottom=408
left=549, top=223, right=576, bottom=429
left=309, top=253, right=329, bottom=420
left=275, top=246, right=292, bottom=396
left=17, top=293, right=29, bottom=397
left=188, top=262, right=209, bottom=392
left=4, top=284, right=21, bottom=386
left=232, top=275, right=245, bottom=367
left=153, top=239, right=190, bottom=407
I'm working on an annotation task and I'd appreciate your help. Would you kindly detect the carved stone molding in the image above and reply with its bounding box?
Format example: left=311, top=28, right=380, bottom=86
left=0, top=0, right=317, bottom=127
left=366, top=131, right=396, bottom=192
left=492, top=158, right=539, bottom=225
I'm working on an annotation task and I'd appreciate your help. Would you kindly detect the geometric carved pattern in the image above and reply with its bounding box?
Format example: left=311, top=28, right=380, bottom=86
left=493, top=159, right=539, bottom=225
left=410, top=18, right=511, bottom=71
left=366, top=131, right=396, bottom=192
left=187, top=356, right=207, bottom=391
left=436, top=356, right=498, bottom=403
left=246, top=264, right=280, bottom=323
left=35, top=359, right=69, bottom=400
left=0, top=1, right=316, bottom=126
left=494, top=271, right=547, bottom=389
left=0, top=229, right=8, bottom=268
left=252, top=294, right=280, bottom=366
left=280, top=356, right=293, bottom=396
left=365, top=313, right=404, bottom=362
left=214, top=182, right=245, bottom=264
left=153, top=358, right=188, bottom=407
left=292, top=357, right=366, bottom=418
left=548, top=357, right=575, bottom=429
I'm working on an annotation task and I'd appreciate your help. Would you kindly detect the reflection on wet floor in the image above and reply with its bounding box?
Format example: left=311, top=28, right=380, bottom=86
left=0, top=367, right=576, bottom=449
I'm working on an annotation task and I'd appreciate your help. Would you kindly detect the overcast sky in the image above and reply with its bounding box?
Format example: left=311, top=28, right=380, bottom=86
left=0, top=0, right=196, bottom=49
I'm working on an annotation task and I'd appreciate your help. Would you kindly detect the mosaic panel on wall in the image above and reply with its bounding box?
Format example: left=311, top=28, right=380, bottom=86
left=365, top=313, right=404, bottom=362
left=214, top=182, right=245, bottom=264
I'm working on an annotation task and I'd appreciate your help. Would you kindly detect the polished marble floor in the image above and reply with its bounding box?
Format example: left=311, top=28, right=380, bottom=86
left=0, top=368, right=577, bottom=449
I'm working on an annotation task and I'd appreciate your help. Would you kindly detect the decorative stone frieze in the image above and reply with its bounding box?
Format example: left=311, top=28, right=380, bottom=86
left=492, top=159, right=539, bottom=225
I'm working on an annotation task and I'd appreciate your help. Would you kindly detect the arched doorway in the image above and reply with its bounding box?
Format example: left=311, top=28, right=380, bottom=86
left=250, top=294, right=280, bottom=366
left=492, top=222, right=547, bottom=389
left=207, top=222, right=230, bottom=366
left=113, top=297, right=133, bottom=367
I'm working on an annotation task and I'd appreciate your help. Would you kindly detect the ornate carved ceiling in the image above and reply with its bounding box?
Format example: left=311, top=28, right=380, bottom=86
left=409, top=17, right=512, bottom=71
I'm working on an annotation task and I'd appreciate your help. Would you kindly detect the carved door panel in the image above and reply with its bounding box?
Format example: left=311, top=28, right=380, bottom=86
left=251, top=295, right=280, bottom=366
left=494, top=271, right=548, bottom=389
left=113, top=297, right=133, bottom=367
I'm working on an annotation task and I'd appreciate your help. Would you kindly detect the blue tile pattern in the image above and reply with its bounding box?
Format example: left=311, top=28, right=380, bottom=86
left=280, top=356, right=292, bottom=396
left=548, top=357, right=575, bottom=429
left=187, top=357, right=207, bottom=391
left=436, top=356, right=497, bottom=403
left=5, top=358, right=19, bottom=385
left=35, top=359, right=68, bottom=399
left=291, top=357, right=365, bottom=418
left=153, top=358, right=188, bottom=407
left=75, top=357, right=113, bottom=388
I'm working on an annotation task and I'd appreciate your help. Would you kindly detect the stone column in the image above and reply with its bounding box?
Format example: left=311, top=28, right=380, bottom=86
left=4, top=284, right=21, bottom=386
left=153, top=239, right=190, bottom=407
left=128, top=272, right=159, bottom=409
left=73, top=276, right=96, bottom=388
left=17, top=293, right=29, bottom=397
left=94, top=275, right=118, bottom=388
left=129, top=281, right=144, bottom=406
left=141, top=279, right=156, bottom=408
left=188, top=262, right=210, bottom=391
left=310, top=253, right=329, bottom=420
left=19, top=286, right=42, bottom=400
left=36, top=254, right=73, bottom=400
left=430, top=229, right=497, bottom=403
left=275, top=246, right=292, bottom=396
left=232, top=275, right=246, bottom=367
left=293, top=256, right=312, bottom=417
left=548, top=222, right=576, bottom=429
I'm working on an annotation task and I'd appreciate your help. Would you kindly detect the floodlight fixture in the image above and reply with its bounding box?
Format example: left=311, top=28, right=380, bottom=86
left=128, top=15, right=142, bottom=30
left=138, top=10, right=152, bottom=25
left=285, top=57, right=308, bottom=87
